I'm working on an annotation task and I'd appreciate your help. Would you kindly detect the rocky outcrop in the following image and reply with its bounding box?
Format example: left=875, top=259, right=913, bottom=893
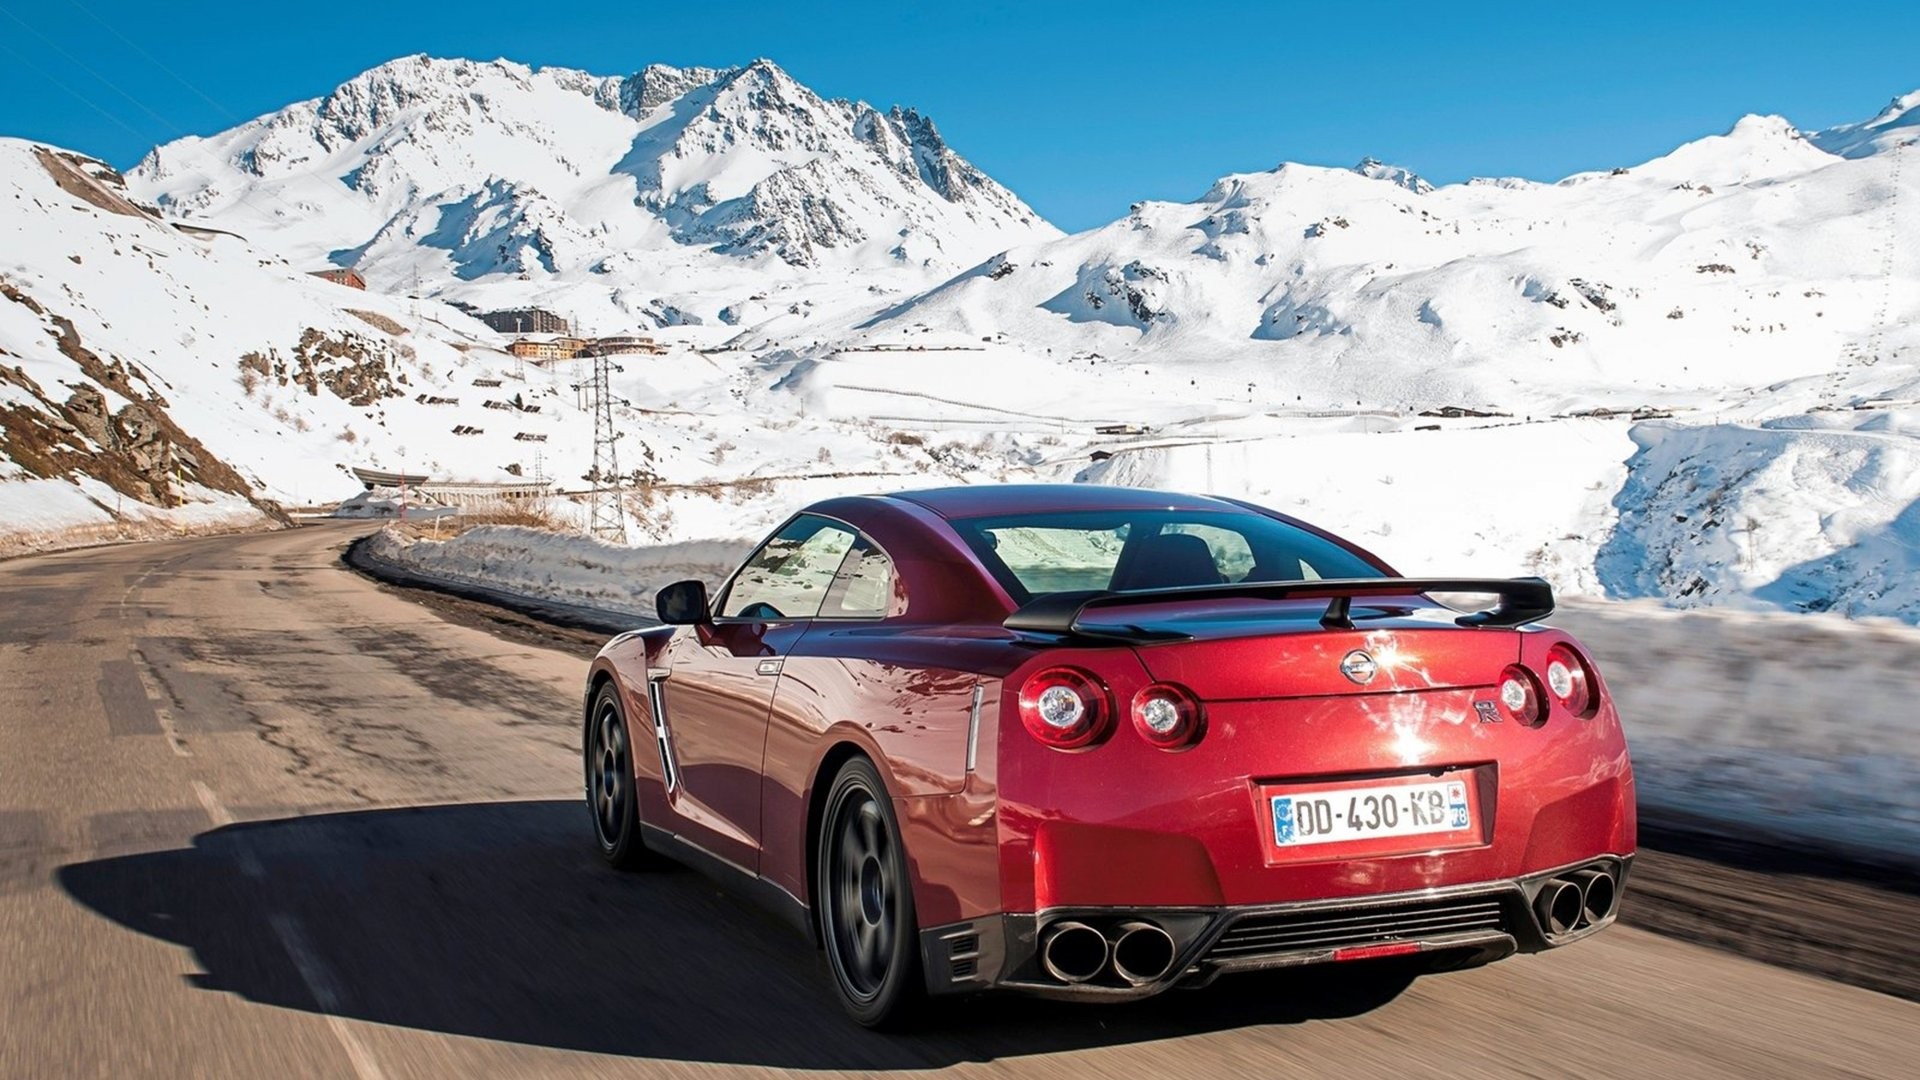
left=0, top=279, right=280, bottom=516
left=243, top=328, right=406, bottom=408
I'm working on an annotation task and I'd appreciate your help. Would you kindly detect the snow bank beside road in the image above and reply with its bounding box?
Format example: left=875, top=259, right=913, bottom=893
left=1558, top=600, right=1919, bottom=868
left=362, top=525, right=753, bottom=618
left=0, top=476, right=277, bottom=558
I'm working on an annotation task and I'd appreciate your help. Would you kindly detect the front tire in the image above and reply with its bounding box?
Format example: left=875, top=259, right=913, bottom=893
left=586, top=683, right=651, bottom=870
left=816, top=756, right=923, bottom=1028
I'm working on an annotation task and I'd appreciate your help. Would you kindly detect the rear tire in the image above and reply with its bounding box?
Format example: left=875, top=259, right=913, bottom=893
left=816, top=756, right=923, bottom=1028
left=586, top=683, right=652, bottom=870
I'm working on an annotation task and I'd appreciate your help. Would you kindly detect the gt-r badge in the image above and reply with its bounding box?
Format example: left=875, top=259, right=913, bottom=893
left=1339, top=650, right=1378, bottom=685
left=1474, top=700, right=1501, bottom=723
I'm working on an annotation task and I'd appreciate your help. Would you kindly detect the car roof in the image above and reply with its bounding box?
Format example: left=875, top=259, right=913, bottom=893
left=883, top=484, right=1247, bottom=519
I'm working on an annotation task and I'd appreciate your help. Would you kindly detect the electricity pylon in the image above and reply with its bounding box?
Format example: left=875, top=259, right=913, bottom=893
left=586, top=350, right=627, bottom=543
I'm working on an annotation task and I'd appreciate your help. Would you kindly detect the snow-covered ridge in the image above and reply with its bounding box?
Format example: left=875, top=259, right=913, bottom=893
left=854, top=103, right=1917, bottom=419
left=129, top=54, right=1057, bottom=333
left=14, top=71, right=1920, bottom=626
left=1811, top=90, right=1920, bottom=158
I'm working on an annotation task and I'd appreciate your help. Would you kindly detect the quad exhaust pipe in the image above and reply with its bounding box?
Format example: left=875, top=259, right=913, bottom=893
left=1039, top=921, right=1110, bottom=984
left=1535, top=865, right=1621, bottom=937
left=1040, top=919, right=1178, bottom=985
left=1535, top=877, right=1585, bottom=935
left=1110, top=921, right=1177, bottom=985
left=1571, top=868, right=1617, bottom=925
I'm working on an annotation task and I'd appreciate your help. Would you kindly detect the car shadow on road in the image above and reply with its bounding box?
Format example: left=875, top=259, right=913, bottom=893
left=57, top=800, right=1418, bottom=1069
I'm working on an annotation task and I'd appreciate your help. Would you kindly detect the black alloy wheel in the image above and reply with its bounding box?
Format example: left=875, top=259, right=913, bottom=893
left=817, top=756, right=922, bottom=1028
left=587, top=684, right=649, bottom=869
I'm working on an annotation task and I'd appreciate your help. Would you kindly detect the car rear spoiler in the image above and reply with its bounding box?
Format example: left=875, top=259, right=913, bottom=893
left=1003, top=577, right=1555, bottom=640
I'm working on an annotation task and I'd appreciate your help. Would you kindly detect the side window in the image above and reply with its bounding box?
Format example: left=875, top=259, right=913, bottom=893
left=821, top=536, right=897, bottom=618
left=721, top=516, right=857, bottom=619
left=1163, top=523, right=1257, bottom=582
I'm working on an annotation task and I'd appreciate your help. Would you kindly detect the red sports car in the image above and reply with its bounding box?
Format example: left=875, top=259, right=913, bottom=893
left=583, top=485, right=1635, bottom=1026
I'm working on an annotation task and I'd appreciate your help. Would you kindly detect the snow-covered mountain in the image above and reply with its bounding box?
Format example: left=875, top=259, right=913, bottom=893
left=10, top=65, right=1920, bottom=624
left=840, top=109, right=1918, bottom=419
left=743, top=93, right=1920, bottom=620
left=1811, top=89, right=1920, bottom=158
left=129, top=55, right=1056, bottom=332
left=0, top=136, right=1031, bottom=551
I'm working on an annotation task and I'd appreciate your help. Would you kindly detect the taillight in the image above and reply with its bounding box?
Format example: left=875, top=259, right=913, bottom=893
left=1131, top=683, right=1205, bottom=750
left=1498, top=664, right=1544, bottom=726
left=1544, top=644, right=1596, bottom=717
left=1018, top=667, right=1111, bottom=749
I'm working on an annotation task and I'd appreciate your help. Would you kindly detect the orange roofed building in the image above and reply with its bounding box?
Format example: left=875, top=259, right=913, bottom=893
left=308, top=268, right=367, bottom=290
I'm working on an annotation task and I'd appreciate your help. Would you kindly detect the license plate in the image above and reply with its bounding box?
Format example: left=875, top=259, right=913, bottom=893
left=1271, top=779, right=1472, bottom=848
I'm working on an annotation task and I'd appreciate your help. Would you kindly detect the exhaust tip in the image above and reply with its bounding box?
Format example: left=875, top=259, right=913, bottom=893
left=1572, top=868, right=1618, bottom=926
left=1040, top=921, right=1109, bottom=984
left=1535, top=878, right=1583, bottom=936
left=1110, top=921, right=1177, bottom=985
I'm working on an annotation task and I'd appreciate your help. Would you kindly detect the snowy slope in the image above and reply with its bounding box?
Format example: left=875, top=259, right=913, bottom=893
left=0, top=139, right=539, bottom=513
left=1811, top=90, right=1920, bottom=159
left=847, top=113, right=1919, bottom=419
left=129, top=56, right=1057, bottom=334
left=0, top=136, right=1046, bottom=553
left=14, top=67, right=1920, bottom=625
left=746, top=96, right=1920, bottom=622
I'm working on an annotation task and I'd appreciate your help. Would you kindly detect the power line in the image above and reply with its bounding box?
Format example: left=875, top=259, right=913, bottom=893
left=0, top=34, right=150, bottom=143
left=0, top=6, right=332, bottom=261
left=62, top=0, right=246, bottom=121
left=0, top=5, right=191, bottom=138
left=16, top=2, right=370, bottom=282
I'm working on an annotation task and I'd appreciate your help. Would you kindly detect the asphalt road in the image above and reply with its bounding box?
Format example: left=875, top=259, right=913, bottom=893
left=1, top=521, right=1914, bottom=1079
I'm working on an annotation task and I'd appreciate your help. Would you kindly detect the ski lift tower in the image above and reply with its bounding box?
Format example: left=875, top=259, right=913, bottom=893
left=586, top=349, right=627, bottom=543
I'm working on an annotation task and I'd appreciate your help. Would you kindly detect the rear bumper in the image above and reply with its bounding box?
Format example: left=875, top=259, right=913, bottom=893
left=920, top=853, right=1632, bottom=1000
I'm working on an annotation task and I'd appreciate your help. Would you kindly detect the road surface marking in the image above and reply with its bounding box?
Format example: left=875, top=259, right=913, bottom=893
left=129, top=648, right=190, bottom=758
left=193, top=780, right=386, bottom=1080
left=116, top=560, right=172, bottom=621
left=269, top=913, right=389, bottom=1080
left=190, top=781, right=233, bottom=826
left=190, top=781, right=261, bottom=878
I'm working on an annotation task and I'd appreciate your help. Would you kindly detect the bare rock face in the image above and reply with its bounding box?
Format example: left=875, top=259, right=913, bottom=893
left=113, top=403, right=167, bottom=475
left=245, top=329, right=405, bottom=408
left=2, top=279, right=280, bottom=517
left=62, top=383, right=113, bottom=446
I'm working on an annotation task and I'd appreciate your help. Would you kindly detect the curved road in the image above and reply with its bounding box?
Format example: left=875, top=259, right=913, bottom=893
left=0, top=522, right=1911, bottom=1078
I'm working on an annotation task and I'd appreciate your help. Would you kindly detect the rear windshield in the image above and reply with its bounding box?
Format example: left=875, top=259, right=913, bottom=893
left=952, top=509, right=1385, bottom=601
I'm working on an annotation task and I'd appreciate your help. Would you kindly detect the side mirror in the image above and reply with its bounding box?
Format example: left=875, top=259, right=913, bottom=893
left=655, top=579, right=712, bottom=625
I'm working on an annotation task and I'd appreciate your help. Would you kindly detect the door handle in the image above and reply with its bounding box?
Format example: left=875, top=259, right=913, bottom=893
left=756, top=659, right=783, bottom=677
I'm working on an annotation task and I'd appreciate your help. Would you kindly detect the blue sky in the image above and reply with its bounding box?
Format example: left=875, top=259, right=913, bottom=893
left=0, top=1, right=1914, bottom=231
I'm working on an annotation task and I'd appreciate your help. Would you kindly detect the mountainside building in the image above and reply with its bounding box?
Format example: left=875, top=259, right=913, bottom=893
left=585, top=335, right=668, bottom=357
left=507, top=336, right=588, bottom=362
left=307, top=267, right=367, bottom=289
left=480, top=308, right=570, bottom=334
